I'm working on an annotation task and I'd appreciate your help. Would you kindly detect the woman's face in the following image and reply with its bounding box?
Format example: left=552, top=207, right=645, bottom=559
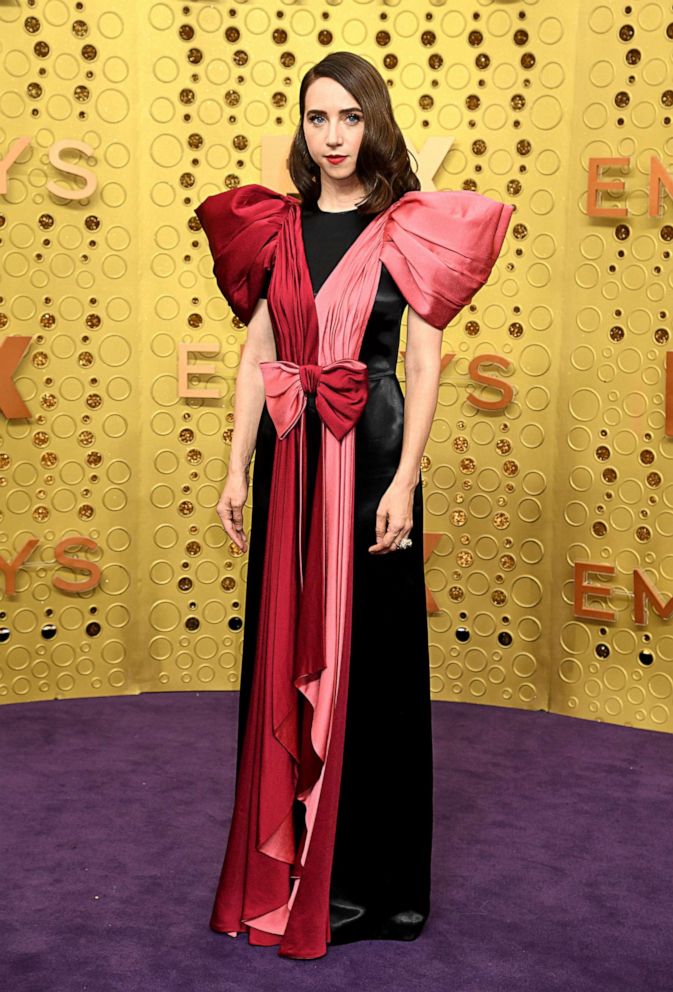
left=302, top=76, right=365, bottom=183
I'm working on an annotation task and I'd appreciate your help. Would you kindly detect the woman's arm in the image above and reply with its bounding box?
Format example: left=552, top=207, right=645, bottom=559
left=217, top=297, right=276, bottom=551
left=369, top=305, right=443, bottom=554
left=228, top=297, right=277, bottom=476
left=394, top=305, right=443, bottom=489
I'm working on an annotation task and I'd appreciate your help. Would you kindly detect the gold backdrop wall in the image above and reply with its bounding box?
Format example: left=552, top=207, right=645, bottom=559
left=1, top=1, right=673, bottom=733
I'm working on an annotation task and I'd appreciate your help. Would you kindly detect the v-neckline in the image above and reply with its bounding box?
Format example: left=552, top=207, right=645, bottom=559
left=297, top=200, right=398, bottom=303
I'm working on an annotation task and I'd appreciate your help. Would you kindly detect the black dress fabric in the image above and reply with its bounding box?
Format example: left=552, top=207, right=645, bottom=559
left=235, top=202, right=433, bottom=945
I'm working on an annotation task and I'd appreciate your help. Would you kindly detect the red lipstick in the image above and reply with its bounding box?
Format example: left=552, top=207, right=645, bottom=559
left=326, top=155, right=347, bottom=164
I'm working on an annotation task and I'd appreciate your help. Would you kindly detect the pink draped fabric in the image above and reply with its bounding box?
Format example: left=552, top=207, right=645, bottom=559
left=195, top=183, right=514, bottom=959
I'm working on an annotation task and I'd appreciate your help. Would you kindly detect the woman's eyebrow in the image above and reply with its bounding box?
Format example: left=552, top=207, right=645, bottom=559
left=305, top=106, right=363, bottom=114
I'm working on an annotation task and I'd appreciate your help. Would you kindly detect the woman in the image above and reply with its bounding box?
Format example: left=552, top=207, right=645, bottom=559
left=195, top=51, right=514, bottom=960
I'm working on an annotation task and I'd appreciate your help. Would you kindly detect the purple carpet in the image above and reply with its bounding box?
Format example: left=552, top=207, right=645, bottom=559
left=2, top=692, right=671, bottom=992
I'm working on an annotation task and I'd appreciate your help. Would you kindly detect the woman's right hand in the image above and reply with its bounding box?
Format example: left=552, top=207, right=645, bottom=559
left=216, top=470, right=249, bottom=552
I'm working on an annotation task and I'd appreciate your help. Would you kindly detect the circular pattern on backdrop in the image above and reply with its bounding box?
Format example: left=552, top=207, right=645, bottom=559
left=0, top=2, right=667, bottom=732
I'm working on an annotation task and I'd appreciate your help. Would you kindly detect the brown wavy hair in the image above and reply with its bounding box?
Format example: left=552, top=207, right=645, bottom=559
left=287, top=51, right=421, bottom=216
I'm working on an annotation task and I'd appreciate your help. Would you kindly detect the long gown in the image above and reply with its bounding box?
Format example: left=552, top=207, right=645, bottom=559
left=239, top=202, right=434, bottom=944
left=195, top=183, right=514, bottom=958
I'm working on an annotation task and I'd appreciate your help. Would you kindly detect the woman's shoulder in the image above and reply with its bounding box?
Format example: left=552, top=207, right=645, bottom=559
left=385, top=186, right=514, bottom=260
left=195, top=182, right=296, bottom=274
left=380, top=186, right=515, bottom=329
left=199, top=181, right=294, bottom=207
left=195, top=184, right=296, bottom=325
left=387, top=186, right=513, bottom=221
left=195, top=183, right=295, bottom=239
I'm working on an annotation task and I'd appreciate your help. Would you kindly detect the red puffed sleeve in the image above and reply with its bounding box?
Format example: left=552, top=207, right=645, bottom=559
left=194, top=183, right=294, bottom=325
left=381, top=189, right=515, bottom=330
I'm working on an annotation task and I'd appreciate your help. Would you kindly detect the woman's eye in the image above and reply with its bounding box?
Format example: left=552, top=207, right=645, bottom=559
left=308, top=113, right=362, bottom=125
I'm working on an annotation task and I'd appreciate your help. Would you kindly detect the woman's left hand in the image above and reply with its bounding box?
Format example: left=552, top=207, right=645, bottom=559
left=368, top=480, right=415, bottom=555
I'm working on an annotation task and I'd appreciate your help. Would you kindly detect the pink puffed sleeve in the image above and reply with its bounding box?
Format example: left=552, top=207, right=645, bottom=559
left=381, top=189, right=515, bottom=330
left=194, top=183, right=293, bottom=325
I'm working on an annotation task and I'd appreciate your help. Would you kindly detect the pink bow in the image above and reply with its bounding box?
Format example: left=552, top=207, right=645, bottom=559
left=259, top=358, right=369, bottom=441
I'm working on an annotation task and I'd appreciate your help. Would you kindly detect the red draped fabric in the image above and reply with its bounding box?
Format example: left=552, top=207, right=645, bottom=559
left=195, top=183, right=514, bottom=959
